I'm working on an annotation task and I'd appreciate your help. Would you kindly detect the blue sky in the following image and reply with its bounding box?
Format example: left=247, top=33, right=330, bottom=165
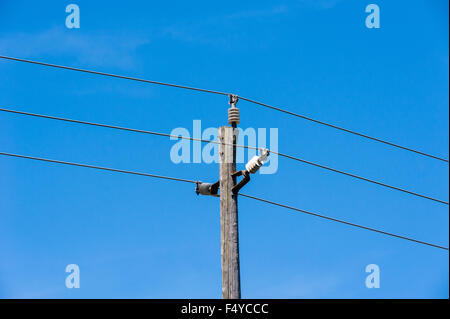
left=0, top=0, right=448, bottom=298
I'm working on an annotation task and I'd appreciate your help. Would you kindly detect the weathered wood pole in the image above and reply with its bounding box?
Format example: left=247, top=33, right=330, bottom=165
left=219, top=125, right=241, bottom=299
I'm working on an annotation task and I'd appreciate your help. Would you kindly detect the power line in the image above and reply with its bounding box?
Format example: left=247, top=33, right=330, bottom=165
left=239, top=193, right=449, bottom=251
left=239, top=97, right=449, bottom=163
left=0, top=150, right=447, bottom=251
left=1, top=107, right=447, bottom=205
left=0, top=151, right=198, bottom=184
left=0, top=107, right=261, bottom=152
left=271, top=150, right=449, bottom=205
left=0, top=55, right=230, bottom=96
left=1, top=55, right=447, bottom=164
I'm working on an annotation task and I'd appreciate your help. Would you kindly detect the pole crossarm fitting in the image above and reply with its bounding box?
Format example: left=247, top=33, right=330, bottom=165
left=231, top=170, right=250, bottom=194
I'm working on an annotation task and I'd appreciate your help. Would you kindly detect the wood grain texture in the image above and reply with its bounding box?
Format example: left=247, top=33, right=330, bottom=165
left=219, top=126, right=241, bottom=299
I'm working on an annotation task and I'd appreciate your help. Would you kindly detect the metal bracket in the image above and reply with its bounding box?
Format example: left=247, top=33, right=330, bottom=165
left=231, top=170, right=250, bottom=194
left=228, top=94, right=239, bottom=108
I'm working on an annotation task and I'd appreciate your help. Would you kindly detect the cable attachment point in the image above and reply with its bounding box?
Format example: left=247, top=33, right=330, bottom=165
left=229, top=94, right=239, bottom=107
left=228, top=94, right=240, bottom=125
left=195, top=181, right=220, bottom=196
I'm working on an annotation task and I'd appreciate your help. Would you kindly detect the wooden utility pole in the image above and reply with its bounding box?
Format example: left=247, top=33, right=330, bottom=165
left=219, top=96, right=241, bottom=299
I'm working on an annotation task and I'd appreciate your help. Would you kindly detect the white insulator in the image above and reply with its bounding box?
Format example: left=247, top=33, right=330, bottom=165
left=245, top=155, right=263, bottom=174
left=228, top=107, right=240, bottom=124
left=245, top=149, right=270, bottom=174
